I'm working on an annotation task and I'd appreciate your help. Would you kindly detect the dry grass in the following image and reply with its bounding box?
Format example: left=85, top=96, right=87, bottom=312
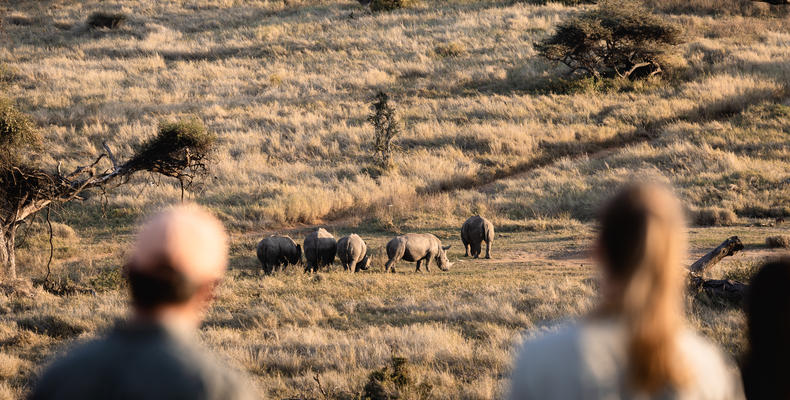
left=1, top=0, right=789, bottom=398
left=766, top=235, right=790, bottom=249
left=3, top=226, right=785, bottom=398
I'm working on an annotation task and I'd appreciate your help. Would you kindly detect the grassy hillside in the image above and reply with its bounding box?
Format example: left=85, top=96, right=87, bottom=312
left=1, top=0, right=789, bottom=398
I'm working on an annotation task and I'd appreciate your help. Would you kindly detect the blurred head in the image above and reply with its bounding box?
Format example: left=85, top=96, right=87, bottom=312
left=743, top=257, right=790, bottom=399
left=126, top=204, right=228, bottom=327
left=438, top=245, right=452, bottom=271
left=596, top=183, right=689, bottom=393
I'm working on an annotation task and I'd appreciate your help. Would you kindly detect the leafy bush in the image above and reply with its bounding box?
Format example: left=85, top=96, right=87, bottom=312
left=86, top=12, right=127, bottom=29
left=368, top=92, right=400, bottom=171
left=370, top=0, right=417, bottom=12
left=126, top=118, right=216, bottom=178
left=693, top=207, right=738, bottom=226
left=535, top=0, right=682, bottom=80
left=766, top=235, right=790, bottom=248
left=0, top=98, right=39, bottom=156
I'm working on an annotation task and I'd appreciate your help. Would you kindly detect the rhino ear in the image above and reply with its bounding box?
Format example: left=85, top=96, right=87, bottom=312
left=442, top=245, right=451, bottom=251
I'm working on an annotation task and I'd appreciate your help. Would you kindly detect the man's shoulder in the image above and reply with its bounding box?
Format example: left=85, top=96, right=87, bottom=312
left=44, top=335, right=119, bottom=371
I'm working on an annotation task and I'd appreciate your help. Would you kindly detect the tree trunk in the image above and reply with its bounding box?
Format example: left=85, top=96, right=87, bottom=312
left=0, top=225, right=16, bottom=280
left=687, top=236, right=748, bottom=304
left=689, top=236, right=744, bottom=274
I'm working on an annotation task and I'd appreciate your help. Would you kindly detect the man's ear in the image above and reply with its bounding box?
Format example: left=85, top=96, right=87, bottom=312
left=195, top=279, right=220, bottom=304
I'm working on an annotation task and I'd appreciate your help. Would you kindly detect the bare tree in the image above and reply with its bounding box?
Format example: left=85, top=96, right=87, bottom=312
left=368, top=91, right=400, bottom=170
left=0, top=100, right=214, bottom=281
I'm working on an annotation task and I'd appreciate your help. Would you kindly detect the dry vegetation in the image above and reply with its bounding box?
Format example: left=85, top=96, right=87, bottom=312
left=0, top=0, right=789, bottom=398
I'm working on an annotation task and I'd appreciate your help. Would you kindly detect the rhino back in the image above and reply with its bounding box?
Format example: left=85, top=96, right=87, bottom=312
left=402, top=233, right=436, bottom=259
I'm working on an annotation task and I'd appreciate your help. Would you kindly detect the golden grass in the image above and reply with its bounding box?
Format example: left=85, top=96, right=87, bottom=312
left=1, top=0, right=789, bottom=398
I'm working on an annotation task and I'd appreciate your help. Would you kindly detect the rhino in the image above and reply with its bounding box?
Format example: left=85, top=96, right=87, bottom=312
left=304, top=228, right=337, bottom=273
left=461, top=215, right=494, bottom=259
left=336, top=234, right=371, bottom=273
left=384, top=233, right=452, bottom=273
left=256, top=235, right=301, bottom=275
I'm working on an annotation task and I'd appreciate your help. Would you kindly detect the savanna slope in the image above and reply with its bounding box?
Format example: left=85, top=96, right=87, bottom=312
left=0, top=0, right=789, bottom=398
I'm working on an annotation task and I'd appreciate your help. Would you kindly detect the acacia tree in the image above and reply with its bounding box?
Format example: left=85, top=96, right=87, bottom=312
left=535, top=0, right=682, bottom=80
left=0, top=99, right=214, bottom=281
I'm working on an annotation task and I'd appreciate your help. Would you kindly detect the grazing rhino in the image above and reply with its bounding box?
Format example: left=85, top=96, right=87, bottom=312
left=256, top=236, right=301, bottom=275
left=384, top=233, right=452, bottom=273
left=304, top=228, right=337, bottom=273
left=461, top=215, right=494, bottom=259
left=336, top=234, right=371, bottom=273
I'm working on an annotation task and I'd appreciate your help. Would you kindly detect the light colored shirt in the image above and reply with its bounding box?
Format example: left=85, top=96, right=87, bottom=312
left=508, top=318, right=744, bottom=400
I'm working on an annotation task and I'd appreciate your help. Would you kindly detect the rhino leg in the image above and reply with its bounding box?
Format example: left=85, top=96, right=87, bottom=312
left=462, top=237, right=469, bottom=257
left=415, top=259, right=422, bottom=272
left=423, top=256, right=431, bottom=272
left=349, top=260, right=357, bottom=273
left=385, top=245, right=404, bottom=273
left=484, top=240, right=491, bottom=259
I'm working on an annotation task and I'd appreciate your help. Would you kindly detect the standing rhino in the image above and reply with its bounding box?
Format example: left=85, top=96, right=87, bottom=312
left=256, top=235, right=301, bottom=275
left=336, top=234, right=371, bottom=273
left=304, top=228, right=337, bottom=273
left=461, top=215, right=494, bottom=259
left=384, top=233, right=452, bottom=273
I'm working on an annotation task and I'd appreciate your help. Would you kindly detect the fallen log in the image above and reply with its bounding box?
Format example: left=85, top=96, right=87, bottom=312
left=688, top=275, right=748, bottom=304
left=689, top=236, right=744, bottom=274
left=687, top=236, right=748, bottom=304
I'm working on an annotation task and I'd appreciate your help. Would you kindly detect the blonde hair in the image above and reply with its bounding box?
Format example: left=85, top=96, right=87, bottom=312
left=597, top=183, right=689, bottom=393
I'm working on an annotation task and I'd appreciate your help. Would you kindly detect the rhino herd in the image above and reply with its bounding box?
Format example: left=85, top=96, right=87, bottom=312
left=255, top=215, right=494, bottom=274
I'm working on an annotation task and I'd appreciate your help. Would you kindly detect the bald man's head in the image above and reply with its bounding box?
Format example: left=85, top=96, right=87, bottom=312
left=127, top=205, right=228, bottom=311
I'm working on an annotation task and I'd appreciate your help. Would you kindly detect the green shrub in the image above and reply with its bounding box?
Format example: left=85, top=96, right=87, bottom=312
left=368, top=92, right=400, bottom=171
left=370, top=0, right=417, bottom=12
left=535, top=0, right=682, bottom=80
left=125, top=118, right=216, bottom=176
left=0, top=98, right=39, bottom=154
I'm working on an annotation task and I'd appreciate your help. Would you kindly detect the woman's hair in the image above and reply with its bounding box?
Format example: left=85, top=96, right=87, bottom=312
left=598, top=183, right=689, bottom=393
left=743, top=258, right=790, bottom=400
